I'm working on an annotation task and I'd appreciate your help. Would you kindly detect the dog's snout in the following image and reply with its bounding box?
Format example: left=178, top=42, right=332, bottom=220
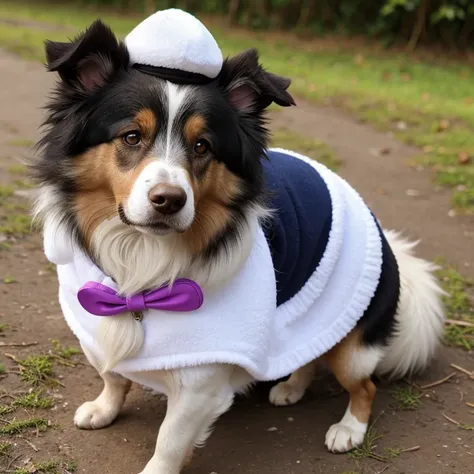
left=148, top=184, right=187, bottom=215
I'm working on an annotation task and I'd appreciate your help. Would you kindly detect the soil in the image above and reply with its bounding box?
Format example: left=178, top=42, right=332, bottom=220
left=0, top=50, right=473, bottom=474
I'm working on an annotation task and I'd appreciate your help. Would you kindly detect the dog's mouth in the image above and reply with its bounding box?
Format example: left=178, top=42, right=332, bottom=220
left=117, top=204, right=181, bottom=235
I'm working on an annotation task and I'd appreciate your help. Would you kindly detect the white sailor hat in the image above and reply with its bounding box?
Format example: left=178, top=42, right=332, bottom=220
left=125, top=9, right=223, bottom=85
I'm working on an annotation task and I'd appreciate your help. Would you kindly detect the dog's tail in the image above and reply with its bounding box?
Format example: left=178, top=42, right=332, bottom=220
left=376, top=230, right=446, bottom=379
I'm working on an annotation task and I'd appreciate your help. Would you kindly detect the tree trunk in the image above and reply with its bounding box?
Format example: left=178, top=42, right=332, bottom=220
left=406, top=0, right=429, bottom=52
left=228, top=0, right=242, bottom=25
left=145, top=0, right=155, bottom=15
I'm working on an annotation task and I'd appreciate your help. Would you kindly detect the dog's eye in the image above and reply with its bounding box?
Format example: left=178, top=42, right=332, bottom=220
left=194, top=139, right=210, bottom=155
left=123, top=131, right=142, bottom=147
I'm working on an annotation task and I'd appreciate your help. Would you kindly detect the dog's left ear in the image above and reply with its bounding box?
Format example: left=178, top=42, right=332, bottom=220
left=219, top=48, right=295, bottom=113
left=45, top=20, right=129, bottom=92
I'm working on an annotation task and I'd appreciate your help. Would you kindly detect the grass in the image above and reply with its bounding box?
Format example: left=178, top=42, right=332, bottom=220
left=0, top=417, right=50, bottom=435
left=13, top=391, right=54, bottom=410
left=6, top=138, right=34, bottom=148
left=0, top=441, right=12, bottom=457
left=436, top=259, right=474, bottom=350
left=0, top=212, right=32, bottom=236
left=14, top=179, right=34, bottom=189
left=17, top=355, right=54, bottom=386
left=391, top=386, right=423, bottom=411
left=13, top=459, right=77, bottom=474
left=8, top=164, right=27, bottom=175
left=271, top=127, right=341, bottom=170
left=0, top=323, right=9, bottom=333
left=51, top=340, right=81, bottom=359
left=349, top=426, right=386, bottom=461
left=0, top=185, right=13, bottom=199
left=0, top=362, right=5, bottom=374
left=0, top=2, right=472, bottom=210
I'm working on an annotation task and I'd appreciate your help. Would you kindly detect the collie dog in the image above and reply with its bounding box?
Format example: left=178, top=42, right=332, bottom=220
left=33, top=20, right=445, bottom=474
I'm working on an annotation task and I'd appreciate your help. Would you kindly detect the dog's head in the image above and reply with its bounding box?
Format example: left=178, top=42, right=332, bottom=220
left=36, top=20, right=294, bottom=256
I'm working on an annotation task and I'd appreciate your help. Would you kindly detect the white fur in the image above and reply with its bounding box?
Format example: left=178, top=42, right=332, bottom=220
left=376, top=230, right=446, bottom=379
left=126, top=160, right=195, bottom=232
left=325, top=403, right=368, bottom=453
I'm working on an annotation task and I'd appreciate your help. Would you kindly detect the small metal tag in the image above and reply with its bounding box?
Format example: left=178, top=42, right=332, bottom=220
left=132, top=311, right=143, bottom=322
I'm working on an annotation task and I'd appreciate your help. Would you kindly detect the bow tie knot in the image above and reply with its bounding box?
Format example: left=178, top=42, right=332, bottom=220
left=77, top=279, right=204, bottom=317
left=126, top=293, right=146, bottom=313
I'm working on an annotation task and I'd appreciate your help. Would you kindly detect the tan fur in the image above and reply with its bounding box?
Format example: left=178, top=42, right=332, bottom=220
left=183, top=114, right=205, bottom=145
left=73, top=146, right=152, bottom=245
left=324, top=330, right=376, bottom=424
left=134, top=108, right=158, bottom=142
left=184, top=161, right=242, bottom=255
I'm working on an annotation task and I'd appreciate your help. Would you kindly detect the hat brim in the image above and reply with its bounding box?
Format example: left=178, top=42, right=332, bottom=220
left=132, top=64, right=217, bottom=85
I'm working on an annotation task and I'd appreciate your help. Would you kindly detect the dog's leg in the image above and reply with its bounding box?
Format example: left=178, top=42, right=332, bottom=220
left=323, top=330, right=381, bottom=453
left=74, top=344, right=132, bottom=430
left=269, top=360, right=317, bottom=406
left=139, top=364, right=234, bottom=474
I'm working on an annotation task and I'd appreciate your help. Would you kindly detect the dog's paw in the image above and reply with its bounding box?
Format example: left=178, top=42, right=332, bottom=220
left=325, top=422, right=366, bottom=453
left=74, top=400, right=119, bottom=430
left=269, top=381, right=305, bottom=406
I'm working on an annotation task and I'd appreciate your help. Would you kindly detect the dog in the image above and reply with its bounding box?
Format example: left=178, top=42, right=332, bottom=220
left=33, top=13, right=445, bottom=474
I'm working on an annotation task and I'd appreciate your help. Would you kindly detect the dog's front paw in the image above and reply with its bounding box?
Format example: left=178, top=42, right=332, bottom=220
left=325, top=422, right=366, bottom=453
left=74, top=400, right=119, bottom=430
left=269, top=381, right=305, bottom=406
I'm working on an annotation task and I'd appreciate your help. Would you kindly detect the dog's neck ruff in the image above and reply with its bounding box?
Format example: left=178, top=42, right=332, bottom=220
left=47, top=150, right=382, bottom=392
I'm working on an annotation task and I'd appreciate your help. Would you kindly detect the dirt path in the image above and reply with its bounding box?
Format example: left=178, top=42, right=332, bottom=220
left=0, top=51, right=473, bottom=474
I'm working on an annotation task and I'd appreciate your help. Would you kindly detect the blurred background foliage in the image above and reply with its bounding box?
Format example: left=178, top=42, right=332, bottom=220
left=70, top=0, right=474, bottom=51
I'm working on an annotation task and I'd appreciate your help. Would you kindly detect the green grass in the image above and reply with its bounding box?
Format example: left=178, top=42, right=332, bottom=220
left=17, top=355, right=54, bottom=386
left=0, top=323, right=9, bottom=333
left=0, top=212, right=32, bottom=235
left=349, top=425, right=386, bottom=462
left=51, top=340, right=81, bottom=359
left=13, top=459, right=77, bottom=474
left=13, top=391, right=54, bottom=410
left=14, top=179, right=34, bottom=189
left=0, top=417, right=49, bottom=435
left=0, top=185, right=13, bottom=199
left=0, top=362, right=5, bottom=374
left=271, top=127, right=340, bottom=170
left=0, top=441, right=12, bottom=457
left=436, top=259, right=474, bottom=350
left=8, top=164, right=27, bottom=175
left=2, top=276, right=16, bottom=284
left=6, top=138, right=35, bottom=148
left=391, top=386, right=423, bottom=411
left=0, top=405, right=13, bottom=415
left=0, top=1, right=472, bottom=209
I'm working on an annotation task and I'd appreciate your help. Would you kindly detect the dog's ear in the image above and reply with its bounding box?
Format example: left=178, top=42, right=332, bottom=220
left=219, top=48, right=295, bottom=113
left=45, top=20, right=129, bottom=92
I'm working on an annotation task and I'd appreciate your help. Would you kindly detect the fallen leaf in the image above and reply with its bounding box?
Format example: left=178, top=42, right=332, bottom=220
left=397, top=121, right=408, bottom=130
left=437, top=119, right=450, bottom=132
left=401, top=73, right=412, bottom=82
left=375, top=187, right=387, bottom=195
left=421, top=92, right=430, bottom=101
left=463, top=97, right=472, bottom=105
left=379, top=146, right=391, bottom=155
left=458, top=152, right=470, bottom=165
left=382, top=71, right=392, bottom=81
left=423, top=145, right=434, bottom=153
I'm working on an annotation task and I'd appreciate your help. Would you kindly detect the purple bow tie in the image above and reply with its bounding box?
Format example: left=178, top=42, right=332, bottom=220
left=77, top=279, right=204, bottom=316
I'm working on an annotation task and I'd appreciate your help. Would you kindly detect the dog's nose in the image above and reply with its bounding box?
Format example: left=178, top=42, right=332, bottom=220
left=148, top=184, right=187, bottom=215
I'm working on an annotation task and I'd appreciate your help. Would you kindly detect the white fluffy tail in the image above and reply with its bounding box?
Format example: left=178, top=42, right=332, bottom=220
left=376, top=230, right=446, bottom=379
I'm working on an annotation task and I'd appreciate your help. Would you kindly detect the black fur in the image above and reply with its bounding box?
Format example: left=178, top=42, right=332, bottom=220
left=357, top=225, right=400, bottom=346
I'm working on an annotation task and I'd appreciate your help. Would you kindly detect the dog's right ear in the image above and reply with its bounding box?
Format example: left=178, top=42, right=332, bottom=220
left=45, top=20, right=129, bottom=92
